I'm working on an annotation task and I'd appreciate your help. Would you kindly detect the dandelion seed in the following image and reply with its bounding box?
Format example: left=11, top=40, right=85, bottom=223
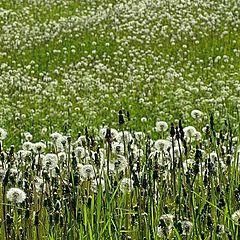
left=6, top=188, right=26, bottom=203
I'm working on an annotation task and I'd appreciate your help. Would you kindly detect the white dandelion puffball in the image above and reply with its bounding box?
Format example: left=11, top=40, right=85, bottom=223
left=24, top=132, right=33, bottom=141
left=33, top=142, right=46, bottom=153
left=181, top=220, right=193, bottom=236
left=22, top=141, right=34, bottom=151
left=110, top=128, right=119, bottom=140
left=0, top=128, right=7, bottom=141
left=113, top=155, right=128, bottom=172
left=232, top=209, right=240, bottom=223
left=79, top=164, right=95, bottom=180
left=6, top=188, right=26, bottom=203
left=191, top=109, right=203, bottom=119
left=120, top=178, right=134, bottom=193
left=50, top=132, right=62, bottom=143
left=183, top=126, right=197, bottom=138
left=74, top=146, right=88, bottom=159
left=112, top=142, right=124, bottom=154
left=99, top=127, right=107, bottom=139
left=43, top=153, right=58, bottom=170
left=156, top=121, right=168, bottom=132
left=160, top=214, right=174, bottom=225
left=134, top=131, right=145, bottom=141
left=194, top=131, right=202, bottom=141
left=154, top=139, right=171, bottom=152
left=141, top=117, right=147, bottom=123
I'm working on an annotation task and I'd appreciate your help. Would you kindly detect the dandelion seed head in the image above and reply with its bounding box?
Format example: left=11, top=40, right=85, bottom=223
left=191, top=109, right=203, bottom=119
left=34, top=177, right=44, bottom=192
left=160, top=214, right=174, bottom=225
left=112, top=142, right=124, bottom=154
left=117, top=131, right=132, bottom=143
left=43, top=153, right=58, bottom=170
left=33, top=142, right=46, bottom=153
left=17, top=150, right=32, bottom=160
left=0, top=128, right=7, bottom=140
left=181, top=220, right=193, bottom=236
left=0, top=167, right=6, bottom=182
left=183, top=126, right=197, bottom=138
left=134, top=131, right=145, bottom=141
left=79, top=164, right=95, bottom=180
left=23, top=132, right=32, bottom=141
left=141, top=117, right=147, bottom=123
left=232, top=209, right=240, bottom=223
left=114, top=155, right=128, bottom=172
left=74, top=146, right=87, bottom=159
left=156, top=121, right=168, bottom=132
left=58, top=152, right=67, bottom=162
left=154, top=139, right=171, bottom=152
left=22, top=141, right=34, bottom=151
left=6, top=188, right=26, bottom=203
left=50, top=132, right=62, bottom=143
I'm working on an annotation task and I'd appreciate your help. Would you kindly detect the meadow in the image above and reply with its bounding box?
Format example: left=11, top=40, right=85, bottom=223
left=0, top=0, right=240, bottom=239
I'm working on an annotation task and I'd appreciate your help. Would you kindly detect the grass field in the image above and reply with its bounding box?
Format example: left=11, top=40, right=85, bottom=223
left=0, top=0, right=240, bottom=239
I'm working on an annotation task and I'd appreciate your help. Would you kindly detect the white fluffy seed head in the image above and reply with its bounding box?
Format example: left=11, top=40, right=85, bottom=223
left=0, top=128, right=7, bottom=140
left=191, top=109, right=203, bottom=119
left=156, top=121, right=168, bottom=132
left=6, top=188, right=26, bottom=203
left=79, top=164, right=95, bottom=180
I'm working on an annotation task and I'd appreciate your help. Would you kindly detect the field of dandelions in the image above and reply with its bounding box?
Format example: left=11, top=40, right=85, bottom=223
left=0, top=0, right=240, bottom=239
